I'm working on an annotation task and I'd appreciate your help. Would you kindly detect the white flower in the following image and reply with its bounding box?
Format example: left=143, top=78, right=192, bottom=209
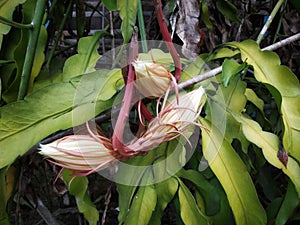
left=133, top=60, right=176, bottom=98
left=127, top=86, right=206, bottom=152
left=39, top=133, right=121, bottom=176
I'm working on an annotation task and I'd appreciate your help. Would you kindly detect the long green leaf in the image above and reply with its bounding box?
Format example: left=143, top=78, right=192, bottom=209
left=148, top=177, right=178, bottom=225
left=117, top=0, right=138, bottom=43
left=234, top=114, right=300, bottom=196
left=177, top=169, right=220, bottom=216
left=216, top=0, right=241, bottom=23
left=62, top=169, right=99, bottom=225
left=124, top=168, right=157, bottom=225
left=0, top=0, right=27, bottom=49
left=200, top=118, right=267, bottom=225
left=0, top=69, right=122, bottom=168
left=177, top=178, right=210, bottom=225
left=205, top=75, right=247, bottom=143
left=225, top=40, right=300, bottom=162
left=116, top=148, right=158, bottom=224
left=275, top=180, right=300, bottom=225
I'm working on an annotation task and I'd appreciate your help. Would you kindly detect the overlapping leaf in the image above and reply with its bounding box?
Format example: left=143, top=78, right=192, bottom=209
left=200, top=118, right=267, bottom=225
left=234, top=114, right=300, bottom=196
left=124, top=168, right=157, bottom=225
left=225, top=40, right=300, bottom=162
left=62, top=169, right=99, bottom=225
left=2, top=0, right=47, bottom=102
left=177, top=178, right=210, bottom=225
left=0, top=69, right=122, bottom=168
left=0, top=0, right=27, bottom=50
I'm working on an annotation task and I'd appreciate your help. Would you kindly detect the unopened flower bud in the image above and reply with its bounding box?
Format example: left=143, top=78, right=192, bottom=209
left=39, top=134, right=120, bottom=176
left=133, top=60, right=175, bottom=98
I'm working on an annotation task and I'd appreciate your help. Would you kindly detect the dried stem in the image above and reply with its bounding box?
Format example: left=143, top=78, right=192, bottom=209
left=154, top=0, right=182, bottom=81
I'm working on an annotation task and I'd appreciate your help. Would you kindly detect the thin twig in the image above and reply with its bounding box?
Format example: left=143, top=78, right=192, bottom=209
left=263, top=32, right=300, bottom=51
left=256, top=0, right=285, bottom=45
left=179, top=33, right=300, bottom=89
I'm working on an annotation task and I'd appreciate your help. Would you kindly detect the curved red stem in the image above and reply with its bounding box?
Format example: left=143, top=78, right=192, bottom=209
left=112, top=63, right=135, bottom=155
left=154, top=0, right=182, bottom=82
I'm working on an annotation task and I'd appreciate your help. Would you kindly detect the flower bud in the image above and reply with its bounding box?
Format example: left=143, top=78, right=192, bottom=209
left=39, top=135, right=120, bottom=176
left=133, top=60, right=175, bottom=98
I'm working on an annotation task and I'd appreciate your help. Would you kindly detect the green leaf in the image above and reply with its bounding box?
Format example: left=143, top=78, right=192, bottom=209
left=181, top=56, right=207, bottom=83
left=222, top=59, right=246, bottom=87
left=201, top=4, right=212, bottom=30
left=124, top=168, right=157, bottom=225
left=63, top=31, right=106, bottom=81
left=148, top=177, right=178, bottom=225
left=207, top=47, right=240, bottom=61
left=0, top=69, right=122, bottom=168
left=103, top=0, right=117, bottom=10
left=245, top=88, right=265, bottom=116
left=177, top=169, right=220, bottom=216
left=0, top=0, right=27, bottom=50
left=205, top=75, right=247, bottom=143
left=225, top=40, right=300, bottom=163
left=28, top=25, right=47, bottom=93
left=137, top=49, right=174, bottom=66
left=200, top=118, right=267, bottom=225
left=233, top=114, right=300, bottom=196
left=210, top=178, right=235, bottom=225
left=116, top=149, right=157, bottom=224
left=1, top=0, right=47, bottom=102
left=216, top=0, right=241, bottom=23
left=275, top=181, right=300, bottom=225
left=0, top=27, right=20, bottom=93
left=177, top=178, right=210, bottom=225
left=62, top=169, right=99, bottom=225
left=117, top=0, right=138, bottom=43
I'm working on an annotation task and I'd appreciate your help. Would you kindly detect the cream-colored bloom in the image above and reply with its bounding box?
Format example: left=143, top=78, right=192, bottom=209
left=133, top=60, right=176, bottom=98
left=127, top=86, right=206, bottom=152
left=39, top=134, right=120, bottom=176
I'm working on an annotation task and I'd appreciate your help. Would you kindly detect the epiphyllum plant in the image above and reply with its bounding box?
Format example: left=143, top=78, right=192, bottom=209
left=39, top=43, right=206, bottom=175
left=39, top=7, right=206, bottom=173
left=39, top=82, right=206, bottom=175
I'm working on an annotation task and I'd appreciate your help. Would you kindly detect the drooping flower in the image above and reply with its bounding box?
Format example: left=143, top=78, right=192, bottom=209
left=126, top=86, right=206, bottom=152
left=132, top=60, right=177, bottom=98
left=39, top=127, right=123, bottom=176
left=40, top=87, right=207, bottom=174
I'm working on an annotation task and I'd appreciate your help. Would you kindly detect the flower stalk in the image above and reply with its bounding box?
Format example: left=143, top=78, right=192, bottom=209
left=154, top=0, right=182, bottom=82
